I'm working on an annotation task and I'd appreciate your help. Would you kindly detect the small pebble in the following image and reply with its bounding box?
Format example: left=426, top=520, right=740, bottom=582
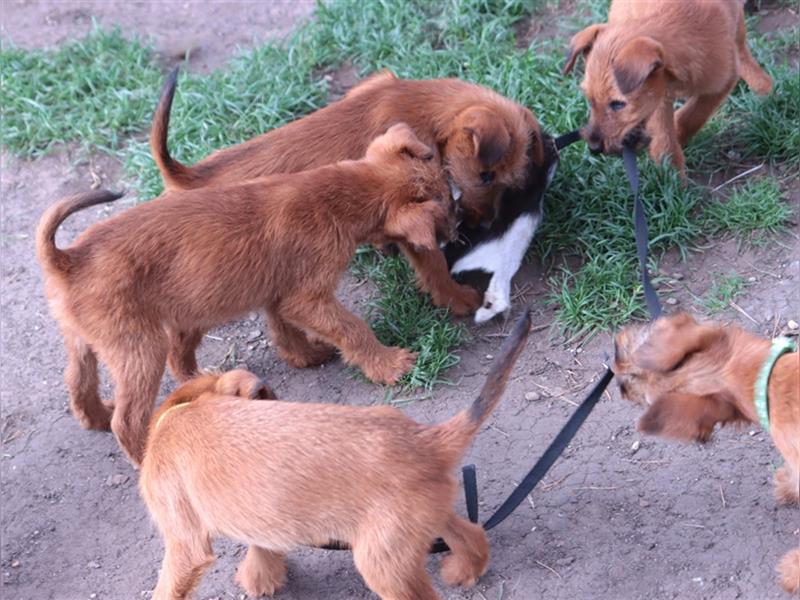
left=10, top=560, right=19, bottom=568
left=788, top=320, right=798, bottom=331
left=106, top=474, right=129, bottom=487
left=665, top=297, right=679, bottom=306
left=672, top=272, right=684, bottom=280
left=692, top=577, right=704, bottom=584
left=524, top=391, right=541, bottom=402
left=90, top=594, right=97, bottom=599
left=485, top=354, right=494, bottom=360
left=747, top=276, right=757, bottom=283
left=638, top=499, right=650, bottom=508
left=247, top=330, right=262, bottom=341
left=87, top=561, right=101, bottom=569
left=630, top=440, right=641, bottom=453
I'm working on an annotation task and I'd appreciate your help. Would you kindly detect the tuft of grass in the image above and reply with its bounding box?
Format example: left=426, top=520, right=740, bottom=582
left=0, top=25, right=161, bottom=157
left=703, top=178, right=790, bottom=243
left=352, top=248, right=467, bottom=393
left=698, top=273, right=748, bottom=313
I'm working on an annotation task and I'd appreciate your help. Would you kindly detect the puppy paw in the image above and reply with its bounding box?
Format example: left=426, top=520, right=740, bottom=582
left=774, top=465, right=800, bottom=505
left=236, top=548, right=287, bottom=597
left=363, top=347, right=417, bottom=385
left=74, top=402, right=113, bottom=431
left=778, top=548, right=800, bottom=594
left=440, top=552, right=487, bottom=588
left=277, top=342, right=337, bottom=369
left=433, top=284, right=481, bottom=316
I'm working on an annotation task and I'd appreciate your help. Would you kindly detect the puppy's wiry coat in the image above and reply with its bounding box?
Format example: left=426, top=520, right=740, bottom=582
left=36, top=124, right=455, bottom=465
left=152, top=70, right=544, bottom=315
left=563, top=0, right=772, bottom=171
left=613, top=313, right=799, bottom=593
left=140, top=312, right=532, bottom=600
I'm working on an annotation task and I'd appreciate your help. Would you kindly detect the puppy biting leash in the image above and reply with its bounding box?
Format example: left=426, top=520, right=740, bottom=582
left=324, top=132, right=662, bottom=554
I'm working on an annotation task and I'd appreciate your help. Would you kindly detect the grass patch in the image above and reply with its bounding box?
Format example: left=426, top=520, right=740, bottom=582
left=352, top=248, right=467, bottom=392
left=0, top=26, right=161, bottom=157
left=697, top=273, right=749, bottom=313
left=703, top=178, right=790, bottom=243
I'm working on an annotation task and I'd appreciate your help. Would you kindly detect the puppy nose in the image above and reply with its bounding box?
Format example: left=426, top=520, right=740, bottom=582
left=587, top=131, right=603, bottom=154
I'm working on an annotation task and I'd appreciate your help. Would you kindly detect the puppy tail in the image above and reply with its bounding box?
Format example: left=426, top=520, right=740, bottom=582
left=431, top=309, right=531, bottom=456
left=35, top=189, right=125, bottom=276
left=779, top=547, right=800, bottom=594
left=150, top=67, right=197, bottom=190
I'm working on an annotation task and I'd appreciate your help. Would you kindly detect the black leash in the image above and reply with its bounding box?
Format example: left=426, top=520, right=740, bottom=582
left=623, top=146, right=662, bottom=319
left=321, top=131, right=661, bottom=555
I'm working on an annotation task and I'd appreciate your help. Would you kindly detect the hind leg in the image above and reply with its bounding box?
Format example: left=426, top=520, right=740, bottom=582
left=265, top=309, right=336, bottom=368
left=353, top=536, right=440, bottom=600
left=675, top=81, right=736, bottom=147
left=103, top=335, right=166, bottom=466
left=235, top=546, right=287, bottom=597
left=166, top=328, right=204, bottom=382
left=438, top=512, right=489, bottom=587
left=152, top=533, right=214, bottom=600
left=736, top=10, right=773, bottom=95
left=62, top=329, right=111, bottom=430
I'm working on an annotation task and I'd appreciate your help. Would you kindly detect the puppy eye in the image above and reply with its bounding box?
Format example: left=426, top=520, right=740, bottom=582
left=479, top=171, right=495, bottom=184
left=609, top=100, right=626, bottom=112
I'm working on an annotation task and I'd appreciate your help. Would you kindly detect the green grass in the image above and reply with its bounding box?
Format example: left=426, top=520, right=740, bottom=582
left=1, top=26, right=161, bottom=157
left=703, top=178, right=790, bottom=243
left=2, top=0, right=798, bottom=389
left=697, top=273, right=749, bottom=313
left=352, top=248, right=467, bottom=393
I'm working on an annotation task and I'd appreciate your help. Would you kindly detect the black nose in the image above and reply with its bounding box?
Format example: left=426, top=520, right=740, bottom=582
left=587, top=132, right=603, bottom=154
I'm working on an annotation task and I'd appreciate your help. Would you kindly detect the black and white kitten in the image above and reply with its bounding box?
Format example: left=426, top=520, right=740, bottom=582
left=445, top=133, right=559, bottom=323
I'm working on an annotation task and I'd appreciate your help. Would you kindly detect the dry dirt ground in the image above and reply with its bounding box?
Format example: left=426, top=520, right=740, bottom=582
left=1, top=2, right=798, bottom=600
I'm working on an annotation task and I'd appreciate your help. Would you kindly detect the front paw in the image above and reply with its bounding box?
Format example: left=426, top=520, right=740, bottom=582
left=774, top=465, right=800, bottom=505
left=433, top=284, right=481, bottom=316
left=362, top=347, right=417, bottom=385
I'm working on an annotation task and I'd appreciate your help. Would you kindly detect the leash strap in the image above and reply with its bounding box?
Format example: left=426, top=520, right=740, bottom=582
left=623, top=146, right=662, bottom=319
left=481, top=367, right=614, bottom=530
left=555, top=129, right=582, bottom=151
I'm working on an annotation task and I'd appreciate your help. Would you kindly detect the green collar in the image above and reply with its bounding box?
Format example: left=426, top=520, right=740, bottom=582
left=754, top=337, right=797, bottom=432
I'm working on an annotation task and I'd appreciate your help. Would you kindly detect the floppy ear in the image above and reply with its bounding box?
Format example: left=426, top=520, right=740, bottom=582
left=215, top=370, right=276, bottom=400
left=563, top=24, right=606, bottom=74
left=634, top=313, right=723, bottom=373
left=638, top=392, right=742, bottom=442
left=366, top=123, right=434, bottom=161
left=384, top=201, right=442, bottom=251
left=613, top=36, right=665, bottom=95
left=460, top=106, right=511, bottom=166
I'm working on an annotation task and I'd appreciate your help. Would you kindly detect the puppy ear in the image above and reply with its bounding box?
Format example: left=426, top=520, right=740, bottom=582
left=460, top=106, right=511, bottom=167
left=215, top=370, right=276, bottom=400
left=385, top=201, right=442, bottom=251
left=638, top=392, right=742, bottom=443
left=612, top=36, right=665, bottom=95
left=563, top=24, right=606, bottom=74
left=366, top=123, right=434, bottom=161
left=634, top=313, right=723, bottom=373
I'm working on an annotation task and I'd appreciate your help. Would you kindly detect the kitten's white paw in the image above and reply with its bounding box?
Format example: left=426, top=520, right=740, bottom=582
left=474, top=290, right=510, bottom=324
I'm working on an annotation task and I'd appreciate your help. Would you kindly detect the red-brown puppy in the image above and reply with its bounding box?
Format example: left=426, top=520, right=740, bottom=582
left=613, top=313, right=799, bottom=593
left=152, top=70, right=544, bottom=314
left=563, top=0, right=772, bottom=171
left=140, top=311, right=531, bottom=600
left=36, top=123, right=456, bottom=466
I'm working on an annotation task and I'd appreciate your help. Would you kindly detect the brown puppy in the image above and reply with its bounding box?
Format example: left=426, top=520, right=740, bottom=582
left=36, top=124, right=456, bottom=465
left=152, top=70, right=543, bottom=314
left=613, top=313, right=799, bottom=593
left=139, top=311, right=531, bottom=600
left=563, top=0, right=772, bottom=171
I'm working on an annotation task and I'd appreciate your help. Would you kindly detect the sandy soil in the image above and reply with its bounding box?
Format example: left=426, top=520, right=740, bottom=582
left=1, top=3, right=798, bottom=599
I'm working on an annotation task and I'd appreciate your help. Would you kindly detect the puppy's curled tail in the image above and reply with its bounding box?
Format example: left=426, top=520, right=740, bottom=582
left=430, top=309, right=531, bottom=457
left=779, top=547, right=800, bottom=594
left=150, top=67, right=197, bottom=190
left=35, top=189, right=125, bottom=277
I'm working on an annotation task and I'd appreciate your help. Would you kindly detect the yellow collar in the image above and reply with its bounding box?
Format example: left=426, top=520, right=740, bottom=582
left=154, top=402, right=190, bottom=431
